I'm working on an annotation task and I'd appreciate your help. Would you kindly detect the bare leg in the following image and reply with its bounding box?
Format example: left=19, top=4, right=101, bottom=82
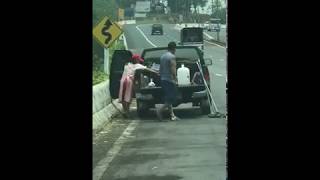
left=168, top=105, right=174, bottom=117
left=122, top=102, right=130, bottom=114
left=169, top=105, right=180, bottom=121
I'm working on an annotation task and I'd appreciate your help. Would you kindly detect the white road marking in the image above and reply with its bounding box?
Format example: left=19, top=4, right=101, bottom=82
left=136, top=25, right=157, bottom=47
left=93, top=120, right=140, bottom=180
left=215, top=73, right=224, bottom=77
left=203, top=32, right=214, bottom=39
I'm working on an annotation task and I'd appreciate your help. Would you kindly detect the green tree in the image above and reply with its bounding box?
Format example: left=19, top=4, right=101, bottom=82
left=116, top=0, right=137, bottom=8
left=93, top=0, right=118, bottom=75
left=167, top=0, right=208, bottom=20
left=93, top=0, right=117, bottom=26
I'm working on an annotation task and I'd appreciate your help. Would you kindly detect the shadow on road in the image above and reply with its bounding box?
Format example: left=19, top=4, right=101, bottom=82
left=113, top=175, right=182, bottom=180
left=115, top=106, right=204, bottom=121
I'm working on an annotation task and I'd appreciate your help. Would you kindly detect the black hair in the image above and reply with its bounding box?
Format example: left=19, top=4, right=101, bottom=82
left=168, top=41, right=176, bottom=51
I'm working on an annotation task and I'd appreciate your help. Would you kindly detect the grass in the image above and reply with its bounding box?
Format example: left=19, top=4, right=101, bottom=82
left=93, top=38, right=125, bottom=86
left=93, top=71, right=108, bottom=86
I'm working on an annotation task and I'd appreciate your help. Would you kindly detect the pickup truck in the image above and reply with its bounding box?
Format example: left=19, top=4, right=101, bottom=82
left=151, top=24, right=163, bottom=35
left=109, top=46, right=213, bottom=118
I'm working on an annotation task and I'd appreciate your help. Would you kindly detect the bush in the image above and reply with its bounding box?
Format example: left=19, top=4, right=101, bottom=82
left=92, top=0, right=118, bottom=85
left=93, top=71, right=107, bottom=86
left=93, top=38, right=125, bottom=85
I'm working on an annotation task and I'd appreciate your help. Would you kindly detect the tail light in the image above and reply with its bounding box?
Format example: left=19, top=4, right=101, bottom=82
left=203, top=66, right=211, bottom=88
left=203, top=67, right=210, bottom=81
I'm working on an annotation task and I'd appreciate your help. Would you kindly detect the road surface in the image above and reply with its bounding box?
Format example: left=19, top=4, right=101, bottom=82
left=93, top=23, right=227, bottom=180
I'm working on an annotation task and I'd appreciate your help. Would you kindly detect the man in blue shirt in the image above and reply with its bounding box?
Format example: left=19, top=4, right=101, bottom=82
left=156, top=42, right=180, bottom=121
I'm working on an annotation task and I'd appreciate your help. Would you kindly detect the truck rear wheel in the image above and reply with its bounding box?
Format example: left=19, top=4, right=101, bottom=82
left=137, top=100, right=149, bottom=118
left=200, top=99, right=210, bottom=115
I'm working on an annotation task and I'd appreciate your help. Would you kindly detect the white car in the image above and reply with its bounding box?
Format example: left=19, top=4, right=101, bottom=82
left=204, top=21, right=210, bottom=30
left=208, top=23, right=220, bottom=32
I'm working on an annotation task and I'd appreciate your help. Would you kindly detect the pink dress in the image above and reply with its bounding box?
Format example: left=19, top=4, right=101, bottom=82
left=118, top=63, right=146, bottom=103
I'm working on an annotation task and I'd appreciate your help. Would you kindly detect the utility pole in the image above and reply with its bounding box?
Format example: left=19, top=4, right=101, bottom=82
left=212, top=0, right=221, bottom=42
left=211, top=0, right=214, bottom=16
left=176, top=0, right=178, bottom=14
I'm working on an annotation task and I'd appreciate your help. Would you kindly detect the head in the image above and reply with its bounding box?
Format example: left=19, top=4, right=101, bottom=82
left=168, top=41, right=176, bottom=54
left=131, top=54, right=144, bottom=64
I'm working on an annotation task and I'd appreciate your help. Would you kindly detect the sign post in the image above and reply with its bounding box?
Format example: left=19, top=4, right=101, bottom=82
left=93, top=16, right=123, bottom=75
left=104, top=48, right=109, bottom=74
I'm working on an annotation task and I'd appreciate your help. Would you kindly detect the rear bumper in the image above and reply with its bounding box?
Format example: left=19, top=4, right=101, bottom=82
left=151, top=30, right=163, bottom=34
left=136, top=90, right=207, bottom=104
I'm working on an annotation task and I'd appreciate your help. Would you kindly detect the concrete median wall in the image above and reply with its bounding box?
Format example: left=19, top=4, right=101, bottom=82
left=93, top=32, right=128, bottom=135
left=92, top=80, right=122, bottom=135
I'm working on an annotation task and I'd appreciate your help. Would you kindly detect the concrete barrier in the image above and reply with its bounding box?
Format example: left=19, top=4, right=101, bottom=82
left=93, top=80, right=123, bottom=135
left=93, top=33, right=128, bottom=135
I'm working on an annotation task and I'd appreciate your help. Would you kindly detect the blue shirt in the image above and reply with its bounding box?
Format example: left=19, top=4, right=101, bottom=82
left=160, top=51, right=175, bottom=83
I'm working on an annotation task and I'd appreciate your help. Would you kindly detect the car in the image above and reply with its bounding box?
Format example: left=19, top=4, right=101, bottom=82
left=213, top=24, right=221, bottom=32
left=208, top=23, right=220, bottom=32
left=204, top=21, right=210, bottom=30
left=207, top=18, right=221, bottom=32
left=109, top=46, right=213, bottom=118
left=151, top=24, right=163, bottom=35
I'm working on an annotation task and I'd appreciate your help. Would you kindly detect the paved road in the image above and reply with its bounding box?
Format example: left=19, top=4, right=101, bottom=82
left=93, top=23, right=227, bottom=180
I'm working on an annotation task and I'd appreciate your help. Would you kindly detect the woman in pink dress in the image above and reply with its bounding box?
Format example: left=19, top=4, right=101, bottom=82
left=118, top=54, right=146, bottom=116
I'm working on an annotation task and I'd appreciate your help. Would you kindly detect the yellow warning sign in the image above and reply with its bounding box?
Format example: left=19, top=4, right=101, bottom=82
left=93, top=16, right=123, bottom=48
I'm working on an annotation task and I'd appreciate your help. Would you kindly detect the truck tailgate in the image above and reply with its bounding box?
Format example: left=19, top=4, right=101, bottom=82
left=139, top=84, right=205, bottom=94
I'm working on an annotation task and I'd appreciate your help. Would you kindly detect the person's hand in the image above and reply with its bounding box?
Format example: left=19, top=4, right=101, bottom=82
left=174, top=78, right=178, bottom=85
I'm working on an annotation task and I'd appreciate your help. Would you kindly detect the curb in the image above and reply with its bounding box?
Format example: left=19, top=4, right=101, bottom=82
left=203, top=32, right=226, bottom=47
left=207, top=39, right=226, bottom=47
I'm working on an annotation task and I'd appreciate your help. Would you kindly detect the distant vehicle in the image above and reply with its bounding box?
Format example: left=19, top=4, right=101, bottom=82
left=179, top=27, right=204, bottom=51
left=151, top=24, right=163, bottom=35
left=204, top=21, right=210, bottom=30
left=208, top=18, right=221, bottom=32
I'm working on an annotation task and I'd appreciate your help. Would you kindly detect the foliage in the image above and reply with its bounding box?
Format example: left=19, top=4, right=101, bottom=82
left=167, top=0, right=208, bottom=14
left=93, top=39, right=125, bottom=85
left=93, top=0, right=119, bottom=85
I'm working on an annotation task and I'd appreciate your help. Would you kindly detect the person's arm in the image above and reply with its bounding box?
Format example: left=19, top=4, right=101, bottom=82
left=170, top=58, right=177, bottom=83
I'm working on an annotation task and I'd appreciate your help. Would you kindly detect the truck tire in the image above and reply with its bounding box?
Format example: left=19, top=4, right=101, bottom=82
left=200, top=99, right=210, bottom=115
left=137, top=100, right=149, bottom=118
